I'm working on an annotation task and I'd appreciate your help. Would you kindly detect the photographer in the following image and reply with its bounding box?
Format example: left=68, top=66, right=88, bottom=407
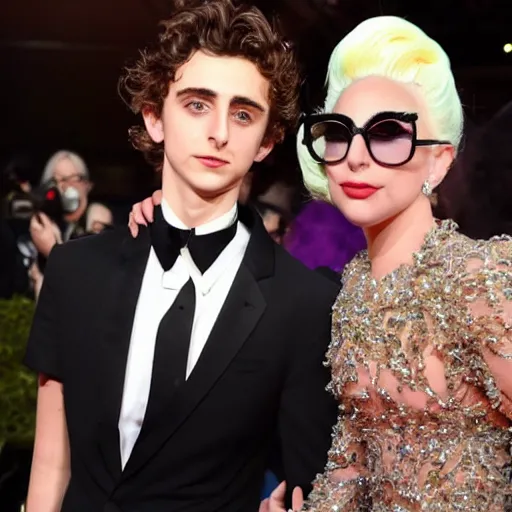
left=29, top=150, right=92, bottom=259
left=1, top=155, right=37, bottom=299
left=28, top=151, right=114, bottom=298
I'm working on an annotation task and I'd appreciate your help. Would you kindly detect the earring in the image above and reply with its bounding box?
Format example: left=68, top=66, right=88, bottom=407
left=421, top=180, right=432, bottom=197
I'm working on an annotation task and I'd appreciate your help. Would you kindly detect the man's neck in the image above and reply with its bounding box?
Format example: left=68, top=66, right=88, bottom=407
left=364, top=197, right=436, bottom=279
left=162, top=168, right=240, bottom=228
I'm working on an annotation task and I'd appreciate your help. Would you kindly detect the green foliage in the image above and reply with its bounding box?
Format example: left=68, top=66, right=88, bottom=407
left=0, top=296, right=37, bottom=447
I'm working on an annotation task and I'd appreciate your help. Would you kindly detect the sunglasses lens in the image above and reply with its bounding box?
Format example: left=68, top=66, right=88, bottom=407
left=309, top=120, right=351, bottom=163
left=367, top=119, right=414, bottom=165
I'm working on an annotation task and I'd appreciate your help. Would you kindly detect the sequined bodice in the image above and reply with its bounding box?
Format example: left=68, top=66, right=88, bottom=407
left=304, top=221, right=512, bottom=511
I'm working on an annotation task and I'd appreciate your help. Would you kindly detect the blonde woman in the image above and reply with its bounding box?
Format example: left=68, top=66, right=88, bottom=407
left=266, top=15, right=512, bottom=512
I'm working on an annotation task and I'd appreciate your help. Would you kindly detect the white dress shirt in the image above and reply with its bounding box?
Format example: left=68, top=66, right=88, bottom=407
left=118, top=199, right=250, bottom=468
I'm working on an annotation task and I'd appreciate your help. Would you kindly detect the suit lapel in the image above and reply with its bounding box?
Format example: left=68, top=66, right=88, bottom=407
left=96, top=227, right=151, bottom=482
left=122, top=206, right=275, bottom=480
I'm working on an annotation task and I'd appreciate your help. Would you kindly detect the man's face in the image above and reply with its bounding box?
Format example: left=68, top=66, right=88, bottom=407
left=52, top=157, right=91, bottom=223
left=144, top=51, right=274, bottom=199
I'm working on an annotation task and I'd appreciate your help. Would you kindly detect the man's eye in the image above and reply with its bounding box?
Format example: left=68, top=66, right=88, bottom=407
left=234, top=110, right=252, bottom=123
left=187, top=101, right=206, bottom=112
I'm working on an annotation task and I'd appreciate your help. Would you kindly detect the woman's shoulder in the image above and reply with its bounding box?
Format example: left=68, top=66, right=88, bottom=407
left=437, top=223, right=512, bottom=271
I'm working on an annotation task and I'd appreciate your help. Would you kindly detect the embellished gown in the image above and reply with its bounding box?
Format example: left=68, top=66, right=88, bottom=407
left=303, top=220, right=512, bottom=511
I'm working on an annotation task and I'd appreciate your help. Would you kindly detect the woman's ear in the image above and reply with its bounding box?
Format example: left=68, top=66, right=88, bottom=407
left=429, top=145, right=455, bottom=189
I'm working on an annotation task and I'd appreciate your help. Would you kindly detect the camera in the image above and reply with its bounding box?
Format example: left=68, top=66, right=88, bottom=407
left=2, top=156, right=80, bottom=224
left=5, top=182, right=66, bottom=224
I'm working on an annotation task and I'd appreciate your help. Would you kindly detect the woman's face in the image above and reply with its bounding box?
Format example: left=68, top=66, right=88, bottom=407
left=324, top=75, right=453, bottom=228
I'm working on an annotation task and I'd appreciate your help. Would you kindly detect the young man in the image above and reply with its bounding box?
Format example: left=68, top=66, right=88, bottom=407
left=24, top=1, right=339, bottom=511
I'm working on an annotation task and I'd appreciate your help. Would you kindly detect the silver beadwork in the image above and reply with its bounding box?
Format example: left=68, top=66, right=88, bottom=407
left=303, top=221, right=512, bottom=511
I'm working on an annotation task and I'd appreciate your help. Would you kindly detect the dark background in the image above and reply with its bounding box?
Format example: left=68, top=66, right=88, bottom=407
left=2, top=0, right=511, bottom=205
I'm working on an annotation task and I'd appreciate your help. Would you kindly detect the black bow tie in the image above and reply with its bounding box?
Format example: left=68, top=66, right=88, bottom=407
left=149, top=205, right=238, bottom=273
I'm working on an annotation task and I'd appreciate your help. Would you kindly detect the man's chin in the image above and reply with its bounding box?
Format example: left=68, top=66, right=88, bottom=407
left=189, top=180, right=243, bottom=200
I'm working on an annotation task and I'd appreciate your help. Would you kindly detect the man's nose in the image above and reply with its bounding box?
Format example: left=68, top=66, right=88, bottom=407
left=208, top=111, right=229, bottom=149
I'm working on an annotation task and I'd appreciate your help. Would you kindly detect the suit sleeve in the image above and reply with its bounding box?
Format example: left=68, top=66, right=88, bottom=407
left=276, top=285, right=339, bottom=503
left=24, top=243, right=65, bottom=382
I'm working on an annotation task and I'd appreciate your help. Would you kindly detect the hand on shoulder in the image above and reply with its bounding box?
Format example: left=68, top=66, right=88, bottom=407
left=128, top=190, right=162, bottom=237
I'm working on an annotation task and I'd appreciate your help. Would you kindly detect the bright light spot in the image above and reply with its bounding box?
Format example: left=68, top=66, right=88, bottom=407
left=504, top=43, right=512, bottom=53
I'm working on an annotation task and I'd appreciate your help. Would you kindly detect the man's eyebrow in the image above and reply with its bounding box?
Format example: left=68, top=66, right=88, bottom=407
left=230, top=96, right=265, bottom=113
left=176, top=87, right=265, bottom=112
left=176, top=87, right=217, bottom=99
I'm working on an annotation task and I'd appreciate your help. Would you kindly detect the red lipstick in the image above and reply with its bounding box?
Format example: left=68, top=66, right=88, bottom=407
left=341, top=182, right=380, bottom=200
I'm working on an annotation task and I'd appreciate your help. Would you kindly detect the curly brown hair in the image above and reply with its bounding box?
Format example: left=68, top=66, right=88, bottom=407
left=119, top=0, right=301, bottom=171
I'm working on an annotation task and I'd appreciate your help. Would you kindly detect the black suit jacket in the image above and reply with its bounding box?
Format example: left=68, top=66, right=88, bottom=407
left=24, top=207, right=340, bottom=512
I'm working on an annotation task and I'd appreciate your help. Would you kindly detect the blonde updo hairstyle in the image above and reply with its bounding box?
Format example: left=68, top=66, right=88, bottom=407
left=297, top=16, right=464, bottom=202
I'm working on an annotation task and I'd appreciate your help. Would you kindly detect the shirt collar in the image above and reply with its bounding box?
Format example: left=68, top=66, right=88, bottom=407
left=161, top=198, right=238, bottom=235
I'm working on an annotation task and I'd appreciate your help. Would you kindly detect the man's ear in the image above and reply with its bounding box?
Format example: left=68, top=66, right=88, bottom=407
left=429, top=145, right=455, bottom=189
left=142, top=107, right=164, bottom=143
left=254, top=139, right=275, bottom=163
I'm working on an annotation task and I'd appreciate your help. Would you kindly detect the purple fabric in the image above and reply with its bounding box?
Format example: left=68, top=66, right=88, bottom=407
left=284, top=200, right=367, bottom=272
